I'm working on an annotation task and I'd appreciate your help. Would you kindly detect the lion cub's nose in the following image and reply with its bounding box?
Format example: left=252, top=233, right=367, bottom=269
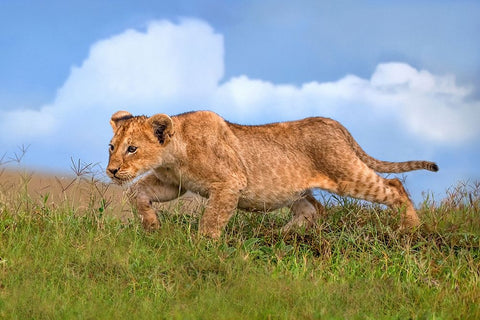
left=108, top=167, right=119, bottom=176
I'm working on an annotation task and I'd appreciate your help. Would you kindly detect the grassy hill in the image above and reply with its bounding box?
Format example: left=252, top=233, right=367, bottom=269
left=0, top=167, right=479, bottom=319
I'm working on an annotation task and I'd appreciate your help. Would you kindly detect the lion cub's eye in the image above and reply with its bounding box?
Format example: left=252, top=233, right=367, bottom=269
left=109, top=144, right=114, bottom=152
left=127, top=146, right=138, bottom=154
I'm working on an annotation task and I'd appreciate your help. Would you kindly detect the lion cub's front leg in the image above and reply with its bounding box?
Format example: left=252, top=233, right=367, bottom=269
left=129, top=173, right=185, bottom=230
left=198, top=186, right=241, bottom=239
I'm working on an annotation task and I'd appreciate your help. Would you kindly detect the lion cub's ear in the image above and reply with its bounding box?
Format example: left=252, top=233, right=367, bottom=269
left=148, top=114, right=174, bottom=145
left=110, top=111, right=133, bottom=131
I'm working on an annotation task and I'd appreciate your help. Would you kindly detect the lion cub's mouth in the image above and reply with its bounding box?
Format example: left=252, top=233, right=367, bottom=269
left=107, top=171, right=136, bottom=185
left=107, top=169, right=147, bottom=186
left=110, top=176, right=129, bottom=185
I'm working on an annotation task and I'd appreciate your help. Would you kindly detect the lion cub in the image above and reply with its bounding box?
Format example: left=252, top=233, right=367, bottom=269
left=107, top=110, right=438, bottom=238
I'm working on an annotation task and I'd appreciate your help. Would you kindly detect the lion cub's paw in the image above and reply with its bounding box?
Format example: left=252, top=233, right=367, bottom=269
left=282, top=213, right=319, bottom=233
left=198, top=225, right=222, bottom=239
left=141, top=217, right=160, bottom=231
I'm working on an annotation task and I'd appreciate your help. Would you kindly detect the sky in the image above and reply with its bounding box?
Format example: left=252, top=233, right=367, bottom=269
left=0, top=0, right=479, bottom=204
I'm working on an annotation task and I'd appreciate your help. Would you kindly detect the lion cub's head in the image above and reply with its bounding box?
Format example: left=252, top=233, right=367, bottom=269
left=106, top=111, right=174, bottom=184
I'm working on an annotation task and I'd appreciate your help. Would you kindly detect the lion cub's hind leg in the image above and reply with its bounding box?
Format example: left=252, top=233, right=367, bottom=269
left=335, top=163, right=420, bottom=229
left=385, top=178, right=420, bottom=229
left=282, top=191, right=325, bottom=233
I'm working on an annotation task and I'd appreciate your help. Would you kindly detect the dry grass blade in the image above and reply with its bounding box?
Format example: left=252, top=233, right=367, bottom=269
left=70, top=157, right=94, bottom=177
left=7, top=144, right=30, bottom=164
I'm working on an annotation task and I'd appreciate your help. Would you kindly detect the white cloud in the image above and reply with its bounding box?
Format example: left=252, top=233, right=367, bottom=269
left=1, top=18, right=478, bottom=168
left=368, top=63, right=479, bottom=142
left=212, top=63, right=480, bottom=143
left=55, top=19, right=223, bottom=110
left=0, top=105, right=56, bottom=140
left=0, top=19, right=224, bottom=154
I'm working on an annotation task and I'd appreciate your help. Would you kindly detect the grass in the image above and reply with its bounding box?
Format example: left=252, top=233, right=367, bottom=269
left=0, top=164, right=479, bottom=319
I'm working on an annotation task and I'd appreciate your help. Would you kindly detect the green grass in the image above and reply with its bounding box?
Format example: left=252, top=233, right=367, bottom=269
left=0, top=175, right=479, bottom=319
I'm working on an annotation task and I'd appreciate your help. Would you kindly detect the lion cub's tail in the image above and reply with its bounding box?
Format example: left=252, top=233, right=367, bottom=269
left=359, top=157, right=439, bottom=173
left=341, top=126, right=439, bottom=173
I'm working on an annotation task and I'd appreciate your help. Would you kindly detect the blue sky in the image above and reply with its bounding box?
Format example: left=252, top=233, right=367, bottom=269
left=1, top=0, right=479, bottom=204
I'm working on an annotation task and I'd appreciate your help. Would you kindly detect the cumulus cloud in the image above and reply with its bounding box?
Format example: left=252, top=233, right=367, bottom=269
left=0, top=18, right=478, bottom=169
left=369, top=63, right=479, bottom=142
left=0, top=19, right=224, bottom=160
left=0, top=105, right=56, bottom=140
left=213, top=63, right=480, bottom=143
left=55, top=19, right=223, bottom=110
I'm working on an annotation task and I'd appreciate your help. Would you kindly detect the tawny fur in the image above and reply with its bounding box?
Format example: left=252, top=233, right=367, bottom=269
left=106, top=110, right=438, bottom=238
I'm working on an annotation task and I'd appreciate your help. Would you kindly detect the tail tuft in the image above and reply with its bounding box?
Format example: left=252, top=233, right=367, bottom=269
left=429, top=163, right=439, bottom=172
